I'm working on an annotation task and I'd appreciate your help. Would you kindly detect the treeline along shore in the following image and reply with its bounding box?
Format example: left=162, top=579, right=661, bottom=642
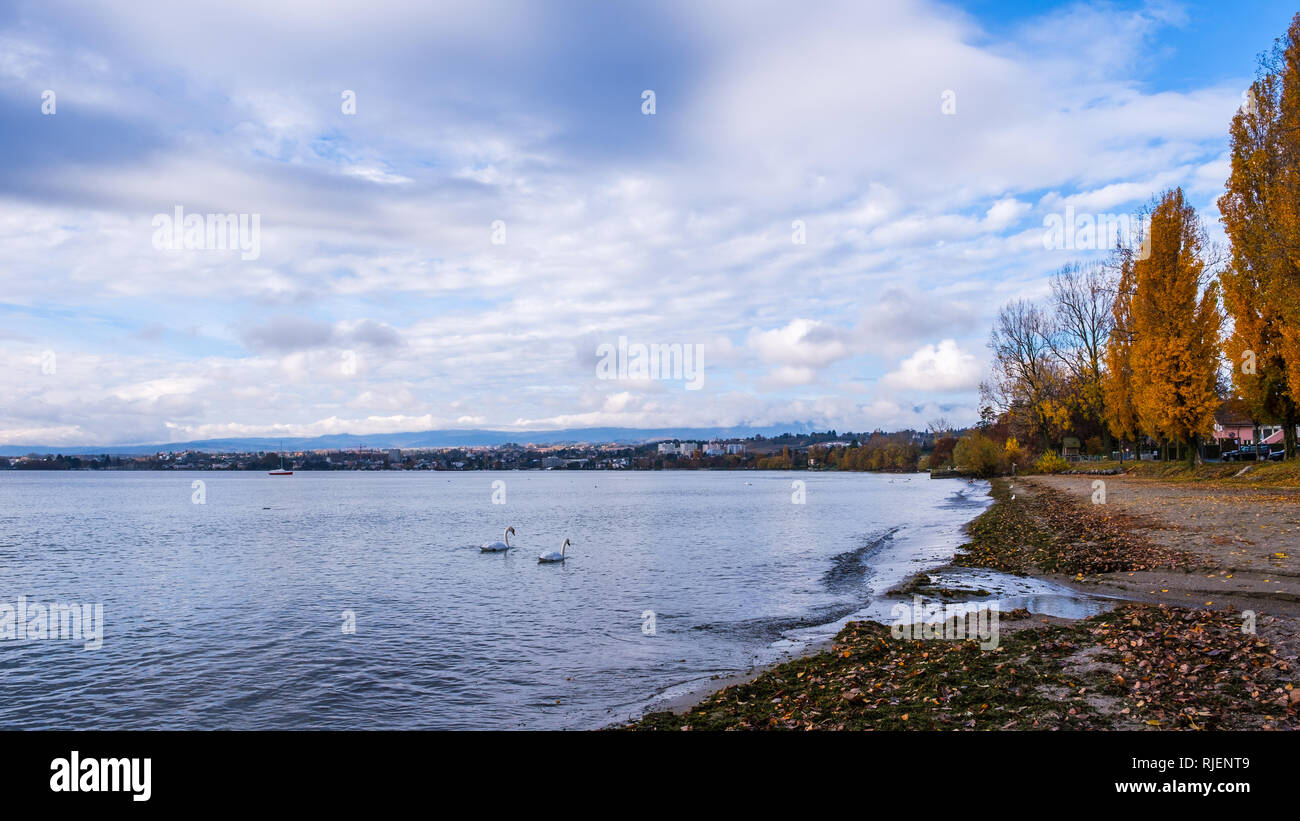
left=969, top=14, right=1300, bottom=476
left=0, top=429, right=937, bottom=472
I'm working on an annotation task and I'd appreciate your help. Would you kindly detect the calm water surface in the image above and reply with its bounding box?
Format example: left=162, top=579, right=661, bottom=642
left=0, top=470, right=1107, bottom=729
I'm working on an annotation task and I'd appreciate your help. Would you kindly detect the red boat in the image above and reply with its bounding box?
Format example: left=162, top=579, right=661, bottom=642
left=269, top=445, right=293, bottom=476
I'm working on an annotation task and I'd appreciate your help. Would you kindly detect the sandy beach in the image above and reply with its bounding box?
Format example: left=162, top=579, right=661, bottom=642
left=1023, top=474, right=1300, bottom=613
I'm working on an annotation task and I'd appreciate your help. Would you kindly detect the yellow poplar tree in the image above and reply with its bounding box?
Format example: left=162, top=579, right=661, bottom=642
left=1102, top=246, right=1140, bottom=451
left=1219, top=14, right=1300, bottom=458
left=1273, top=12, right=1300, bottom=454
left=1128, top=188, right=1222, bottom=465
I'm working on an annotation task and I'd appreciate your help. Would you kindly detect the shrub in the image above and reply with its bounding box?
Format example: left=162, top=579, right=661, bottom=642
left=1033, top=451, right=1070, bottom=474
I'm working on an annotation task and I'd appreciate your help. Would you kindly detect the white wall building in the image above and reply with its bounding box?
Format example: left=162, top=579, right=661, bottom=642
left=657, top=441, right=701, bottom=456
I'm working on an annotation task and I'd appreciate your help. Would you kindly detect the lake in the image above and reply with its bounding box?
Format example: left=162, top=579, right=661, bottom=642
left=0, top=470, right=1105, bottom=729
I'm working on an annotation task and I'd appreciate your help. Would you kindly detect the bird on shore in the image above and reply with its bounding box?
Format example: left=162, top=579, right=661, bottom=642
left=481, top=526, right=516, bottom=552
left=538, top=538, right=570, bottom=563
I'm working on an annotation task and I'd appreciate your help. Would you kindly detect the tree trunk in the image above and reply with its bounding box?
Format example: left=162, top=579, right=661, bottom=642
left=1284, top=413, right=1297, bottom=460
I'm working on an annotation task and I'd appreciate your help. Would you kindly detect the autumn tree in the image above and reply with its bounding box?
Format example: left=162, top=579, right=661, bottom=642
left=1127, top=188, right=1222, bottom=466
left=1103, top=244, right=1141, bottom=453
left=1277, top=14, right=1300, bottom=444
left=1219, top=14, right=1300, bottom=459
left=929, top=436, right=957, bottom=469
left=953, top=431, right=1001, bottom=478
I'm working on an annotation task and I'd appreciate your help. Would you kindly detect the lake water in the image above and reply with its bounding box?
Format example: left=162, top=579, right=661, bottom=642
left=0, top=470, right=1108, bottom=729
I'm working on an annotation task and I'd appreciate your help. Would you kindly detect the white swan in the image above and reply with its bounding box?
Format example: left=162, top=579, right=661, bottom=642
left=538, top=538, right=570, bottom=563
left=481, top=526, right=515, bottom=552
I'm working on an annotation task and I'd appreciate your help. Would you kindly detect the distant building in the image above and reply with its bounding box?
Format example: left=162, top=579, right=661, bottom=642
left=656, top=441, right=699, bottom=456
left=1061, top=436, right=1081, bottom=460
left=542, top=456, right=564, bottom=469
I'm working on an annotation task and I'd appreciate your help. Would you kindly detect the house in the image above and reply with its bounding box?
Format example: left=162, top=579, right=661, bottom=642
left=1213, top=398, right=1258, bottom=444
left=1211, top=397, right=1300, bottom=448
left=1262, top=428, right=1296, bottom=447
left=1061, top=436, right=1081, bottom=460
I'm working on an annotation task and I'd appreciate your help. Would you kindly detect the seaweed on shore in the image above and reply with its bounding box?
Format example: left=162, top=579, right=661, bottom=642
left=625, top=604, right=1298, bottom=731
left=953, top=478, right=1202, bottom=577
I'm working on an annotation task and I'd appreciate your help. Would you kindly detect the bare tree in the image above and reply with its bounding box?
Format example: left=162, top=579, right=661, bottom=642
left=926, top=417, right=953, bottom=435
left=982, top=299, right=1064, bottom=449
left=1047, top=262, right=1116, bottom=449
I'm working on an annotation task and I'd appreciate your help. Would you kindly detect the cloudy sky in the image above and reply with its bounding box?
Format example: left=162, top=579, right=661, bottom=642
left=1, top=0, right=1294, bottom=446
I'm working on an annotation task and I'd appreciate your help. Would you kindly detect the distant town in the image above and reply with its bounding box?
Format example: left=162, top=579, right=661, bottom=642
left=0, top=430, right=939, bottom=472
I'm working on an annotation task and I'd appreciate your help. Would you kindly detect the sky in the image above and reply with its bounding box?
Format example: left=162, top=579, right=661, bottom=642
left=0, top=0, right=1296, bottom=446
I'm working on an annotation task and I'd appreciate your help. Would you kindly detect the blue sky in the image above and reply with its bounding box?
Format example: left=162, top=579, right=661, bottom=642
left=0, top=0, right=1292, bottom=445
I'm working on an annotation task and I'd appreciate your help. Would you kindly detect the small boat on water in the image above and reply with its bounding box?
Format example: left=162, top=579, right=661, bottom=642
left=269, top=443, right=293, bottom=476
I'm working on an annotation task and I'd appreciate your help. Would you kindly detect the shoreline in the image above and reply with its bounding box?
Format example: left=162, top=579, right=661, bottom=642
left=639, top=635, right=840, bottom=717
left=623, top=475, right=1300, bottom=730
left=629, top=484, right=998, bottom=720
left=627, top=478, right=1066, bottom=721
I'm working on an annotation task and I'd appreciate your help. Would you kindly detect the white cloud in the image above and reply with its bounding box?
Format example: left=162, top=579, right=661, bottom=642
left=984, top=197, right=1030, bottom=230
left=880, top=339, right=982, bottom=393
left=749, top=319, right=852, bottom=368
left=0, top=0, right=1247, bottom=443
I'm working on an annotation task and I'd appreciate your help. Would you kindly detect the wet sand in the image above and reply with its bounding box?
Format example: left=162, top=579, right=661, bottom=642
left=1022, top=475, right=1300, bottom=616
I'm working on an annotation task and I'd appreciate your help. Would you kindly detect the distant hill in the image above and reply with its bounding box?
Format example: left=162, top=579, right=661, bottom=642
left=0, top=423, right=821, bottom=456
